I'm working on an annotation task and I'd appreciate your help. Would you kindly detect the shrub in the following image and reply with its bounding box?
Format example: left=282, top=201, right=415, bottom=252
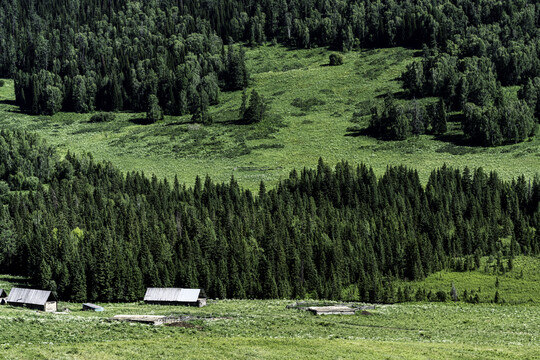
left=436, top=290, right=448, bottom=302
left=90, top=112, right=116, bottom=123
left=0, top=80, right=5, bottom=87
left=329, top=53, right=344, bottom=66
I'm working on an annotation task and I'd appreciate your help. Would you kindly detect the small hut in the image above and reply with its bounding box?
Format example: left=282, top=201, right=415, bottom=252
left=82, top=303, right=104, bottom=312
left=6, top=288, right=57, bottom=312
left=0, top=289, right=7, bottom=305
left=144, top=288, right=207, bottom=307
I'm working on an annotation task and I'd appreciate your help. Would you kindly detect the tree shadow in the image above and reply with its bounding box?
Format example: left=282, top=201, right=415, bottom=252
left=434, top=133, right=473, bottom=147
left=448, top=113, right=465, bottom=123
left=375, top=90, right=409, bottom=100
left=129, top=117, right=155, bottom=125
left=345, top=126, right=372, bottom=138
left=222, top=118, right=255, bottom=126
left=0, top=99, right=16, bottom=106
left=0, top=99, right=24, bottom=114
left=0, top=275, right=31, bottom=288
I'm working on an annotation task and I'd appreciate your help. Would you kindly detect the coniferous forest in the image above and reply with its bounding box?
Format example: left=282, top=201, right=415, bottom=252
left=1, top=0, right=540, bottom=144
left=0, top=130, right=537, bottom=302
left=2, top=2, right=540, bottom=359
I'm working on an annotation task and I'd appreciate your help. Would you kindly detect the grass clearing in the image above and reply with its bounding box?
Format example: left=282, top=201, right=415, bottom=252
left=1, top=256, right=539, bottom=359
left=0, top=290, right=538, bottom=359
left=1, top=45, right=538, bottom=190
left=396, top=256, right=540, bottom=304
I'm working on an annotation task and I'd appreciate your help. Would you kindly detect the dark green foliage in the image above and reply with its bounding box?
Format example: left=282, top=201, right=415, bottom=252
left=0, top=130, right=538, bottom=302
left=1, top=0, right=539, bottom=149
left=518, top=78, right=540, bottom=119
left=463, top=101, right=537, bottom=146
left=329, top=54, right=344, bottom=66
left=369, top=95, right=412, bottom=140
left=243, top=90, right=265, bottom=124
left=494, top=290, right=500, bottom=303
left=0, top=80, right=4, bottom=87
left=223, top=46, right=249, bottom=91
left=146, top=95, right=164, bottom=124
left=436, top=291, right=448, bottom=302
left=239, top=90, right=248, bottom=119
left=3, top=1, right=241, bottom=117
left=89, top=113, right=116, bottom=123
left=429, top=100, right=448, bottom=135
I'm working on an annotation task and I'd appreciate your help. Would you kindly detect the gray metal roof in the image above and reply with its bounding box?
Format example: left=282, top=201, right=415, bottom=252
left=83, top=303, right=104, bottom=310
left=6, top=288, right=56, bottom=306
left=0, top=289, right=7, bottom=297
left=144, top=288, right=206, bottom=302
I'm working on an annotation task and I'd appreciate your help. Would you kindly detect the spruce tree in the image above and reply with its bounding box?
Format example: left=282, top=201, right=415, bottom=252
left=243, top=90, right=265, bottom=124
left=146, top=94, right=164, bottom=123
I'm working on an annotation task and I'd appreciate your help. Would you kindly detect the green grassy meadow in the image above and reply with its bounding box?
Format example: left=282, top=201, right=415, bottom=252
left=2, top=261, right=540, bottom=359
left=396, top=256, right=540, bottom=304
left=1, top=45, right=539, bottom=191
left=0, top=292, right=538, bottom=359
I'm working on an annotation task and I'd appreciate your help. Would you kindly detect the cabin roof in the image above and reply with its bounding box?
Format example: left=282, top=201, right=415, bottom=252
left=144, top=288, right=206, bottom=302
left=6, top=288, right=56, bottom=306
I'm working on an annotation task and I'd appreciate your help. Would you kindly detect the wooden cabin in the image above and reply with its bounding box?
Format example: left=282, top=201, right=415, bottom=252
left=6, top=288, right=57, bottom=312
left=0, top=289, right=7, bottom=305
left=144, top=288, right=207, bottom=307
left=82, top=303, right=104, bottom=312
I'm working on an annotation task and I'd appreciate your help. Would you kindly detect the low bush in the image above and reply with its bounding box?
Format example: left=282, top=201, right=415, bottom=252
left=329, top=53, right=344, bottom=66
left=90, top=112, right=116, bottom=123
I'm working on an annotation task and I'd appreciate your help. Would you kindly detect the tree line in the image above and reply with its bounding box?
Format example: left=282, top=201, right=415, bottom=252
left=0, top=130, right=538, bottom=302
left=3, top=1, right=540, bottom=130
left=1, top=0, right=249, bottom=121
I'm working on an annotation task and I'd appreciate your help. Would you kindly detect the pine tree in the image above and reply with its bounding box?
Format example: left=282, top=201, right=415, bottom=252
left=146, top=94, right=164, bottom=123
left=431, top=99, right=448, bottom=135
left=243, top=90, right=265, bottom=124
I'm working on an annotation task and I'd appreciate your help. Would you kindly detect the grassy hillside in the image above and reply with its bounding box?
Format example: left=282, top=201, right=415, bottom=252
left=1, top=45, right=539, bottom=190
left=395, top=256, right=540, bottom=304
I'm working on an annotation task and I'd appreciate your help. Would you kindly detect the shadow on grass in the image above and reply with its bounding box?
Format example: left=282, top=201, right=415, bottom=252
left=345, top=126, right=371, bottom=137
left=0, top=99, right=24, bottom=114
left=0, top=99, right=17, bottom=106
left=130, top=117, right=156, bottom=125
left=434, top=133, right=473, bottom=147
left=165, top=120, right=195, bottom=127
left=0, top=275, right=31, bottom=288
left=375, top=90, right=409, bottom=100
left=223, top=118, right=256, bottom=126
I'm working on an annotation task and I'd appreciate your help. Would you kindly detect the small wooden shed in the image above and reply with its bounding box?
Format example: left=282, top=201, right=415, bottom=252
left=82, top=303, right=104, bottom=312
left=0, top=289, right=7, bottom=305
left=144, top=288, right=207, bottom=307
left=6, top=288, right=57, bottom=312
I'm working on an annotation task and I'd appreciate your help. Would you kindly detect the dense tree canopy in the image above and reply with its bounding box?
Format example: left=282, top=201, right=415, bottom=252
left=3, top=1, right=540, bottom=124
left=0, top=130, right=538, bottom=302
